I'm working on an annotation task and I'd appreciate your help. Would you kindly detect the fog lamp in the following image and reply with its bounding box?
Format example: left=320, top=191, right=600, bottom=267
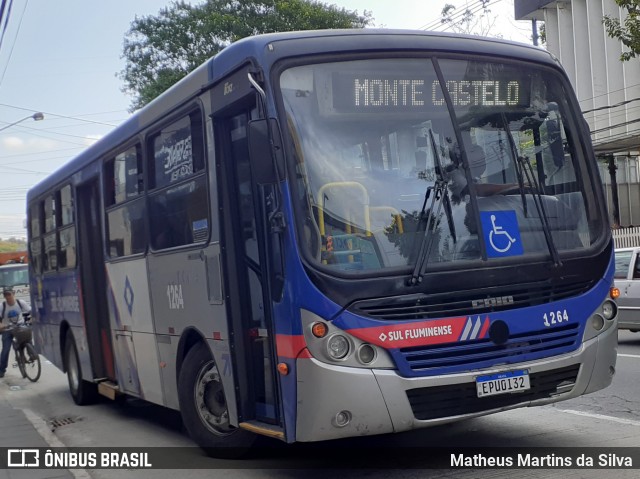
left=327, top=335, right=350, bottom=360
left=591, top=314, right=604, bottom=331
left=357, top=344, right=376, bottom=364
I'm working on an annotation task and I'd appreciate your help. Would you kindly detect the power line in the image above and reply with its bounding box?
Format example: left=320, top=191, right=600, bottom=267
left=0, top=102, right=121, bottom=126
left=590, top=117, right=640, bottom=135
left=582, top=96, right=640, bottom=115
left=419, top=0, right=484, bottom=31
left=578, top=82, right=640, bottom=105
left=0, top=146, right=82, bottom=159
left=0, top=0, right=27, bottom=88
left=423, top=0, right=502, bottom=33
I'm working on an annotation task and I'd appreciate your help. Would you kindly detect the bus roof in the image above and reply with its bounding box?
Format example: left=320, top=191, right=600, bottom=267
left=27, top=29, right=557, bottom=202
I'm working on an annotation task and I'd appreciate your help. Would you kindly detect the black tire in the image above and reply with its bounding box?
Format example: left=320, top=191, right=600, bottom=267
left=16, top=347, right=27, bottom=378
left=64, top=331, right=98, bottom=405
left=178, top=342, right=256, bottom=458
left=22, top=343, right=41, bottom=382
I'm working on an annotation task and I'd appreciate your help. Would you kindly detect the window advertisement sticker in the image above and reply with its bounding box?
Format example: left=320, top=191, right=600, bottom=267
left=480, top=210, right=523, bottom=258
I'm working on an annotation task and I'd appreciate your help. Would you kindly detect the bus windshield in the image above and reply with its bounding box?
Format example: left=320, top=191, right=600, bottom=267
left=0, top=265, right=29, bottom=287
left=280, top=57, right=603, bottom=274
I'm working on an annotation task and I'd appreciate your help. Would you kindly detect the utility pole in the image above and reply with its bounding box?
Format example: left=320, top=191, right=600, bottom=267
left=532, top=18, right=539, bottom=46
left=607, top=154, right=621, bottom=227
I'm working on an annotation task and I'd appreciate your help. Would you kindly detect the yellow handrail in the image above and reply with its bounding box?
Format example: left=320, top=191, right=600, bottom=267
left=370, top=206, right=404, bottom=234
left=316, top=182, right=371, bottom=237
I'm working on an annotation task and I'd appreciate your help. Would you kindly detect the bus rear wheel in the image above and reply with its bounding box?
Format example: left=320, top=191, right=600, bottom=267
left=64, top=331, right=98, bottom=405
left=178, top=342, right=256, bottom=457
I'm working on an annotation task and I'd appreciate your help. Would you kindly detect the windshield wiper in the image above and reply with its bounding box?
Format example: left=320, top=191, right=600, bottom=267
left=501, top=115, right=562, bottom=267
left=408, top=130, right=456, bottom=286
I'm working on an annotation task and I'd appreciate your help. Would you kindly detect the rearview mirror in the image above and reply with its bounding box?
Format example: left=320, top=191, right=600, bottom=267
left=248, top=118, right=284, bottom=185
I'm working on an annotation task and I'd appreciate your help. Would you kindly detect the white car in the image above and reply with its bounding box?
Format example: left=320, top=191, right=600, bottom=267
left=614, top=247, right=640, bottom=332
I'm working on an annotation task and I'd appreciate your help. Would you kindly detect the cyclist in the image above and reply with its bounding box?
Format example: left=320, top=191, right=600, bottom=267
left=0, top=286, right=31, bottom=378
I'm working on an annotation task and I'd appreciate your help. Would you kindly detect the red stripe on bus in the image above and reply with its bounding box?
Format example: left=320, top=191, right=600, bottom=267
left=276, top=334, right=307, bottom=358
left=479, top=316, right=490, bottom=339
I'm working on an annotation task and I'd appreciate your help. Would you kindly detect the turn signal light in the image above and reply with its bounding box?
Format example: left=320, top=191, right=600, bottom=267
left=311, top=322, right=328, bottom=338
left=277, top=362, right=289, bottom=375
left=610, top=287, right=620, bottom=300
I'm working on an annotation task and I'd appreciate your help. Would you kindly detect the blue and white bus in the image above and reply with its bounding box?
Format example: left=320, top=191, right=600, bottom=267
left=27, top=29, right=618, bottom=453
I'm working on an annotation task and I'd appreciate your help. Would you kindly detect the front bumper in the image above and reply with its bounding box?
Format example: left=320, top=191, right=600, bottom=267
left=295, top=320, right=617, bottom=442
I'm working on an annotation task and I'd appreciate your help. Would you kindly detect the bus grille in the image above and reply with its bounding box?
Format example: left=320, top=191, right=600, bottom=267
left=349, top=280, right=594, bottom=321
left=406, top=364, right=580, bottom=421
left=399, top=323, right=580, bottom=373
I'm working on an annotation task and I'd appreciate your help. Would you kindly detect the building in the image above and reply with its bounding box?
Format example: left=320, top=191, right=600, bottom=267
left=515, top=0, right=640, bottom=226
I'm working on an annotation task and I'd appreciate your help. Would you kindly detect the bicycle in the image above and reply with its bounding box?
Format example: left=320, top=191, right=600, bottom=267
left=6, top=317, right=41, bottom=382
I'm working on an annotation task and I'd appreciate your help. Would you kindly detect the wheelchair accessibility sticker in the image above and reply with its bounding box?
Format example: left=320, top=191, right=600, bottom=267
left=480, top=210, right=523, bottom=258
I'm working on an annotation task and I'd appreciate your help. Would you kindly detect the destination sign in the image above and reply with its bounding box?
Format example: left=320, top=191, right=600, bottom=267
left=331, top=72, right=528, bottom=113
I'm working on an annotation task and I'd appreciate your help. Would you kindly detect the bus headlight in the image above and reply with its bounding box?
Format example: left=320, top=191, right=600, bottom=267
left=591, top=314, right=605, bottom=331
left=301, top=309, right=396, bottom=369
left=357, top=344, right=376, bottom=364
left=602, top=300, right=617, bottom=320
left=327, top=335, right=350, bottom=360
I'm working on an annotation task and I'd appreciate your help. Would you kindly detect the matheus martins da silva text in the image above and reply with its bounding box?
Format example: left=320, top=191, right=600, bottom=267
left=451, top=453, right=633, bottom=468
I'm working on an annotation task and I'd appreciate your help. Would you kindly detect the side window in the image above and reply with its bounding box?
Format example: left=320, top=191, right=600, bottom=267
left=43, top=193, right=57, bottom=272
left=633, top=254, right=640, bottom=280
left=105, top=146, right=143, bottom=206
left=148, top=111, right=208, bottom=250
left=60, top=185, right=74, bottom=225
left=43, top=232, right=57, bottom=272
left=105, top=145, right=146, bottom=258
left=28, top=202, right=43, bottom=275
left=615, top=251, right=633, bottom=279
left=44, top=195, right=56, bottom=233
left=29, top=203, right=42, bottom=239
left=57, top=185, right=77, bottom=270
left=29, top=239, right=42, bottom=275
left=107, top=199, right=146, bottom=257
left=149, top=113, right=204, bottom=190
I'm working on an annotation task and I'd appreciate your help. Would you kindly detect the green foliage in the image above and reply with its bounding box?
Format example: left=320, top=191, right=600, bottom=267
left=120, top=0, right=373, bottom=110
left=604, top=0, right=640, bottom=61
left=440, top=0, right=496, bottom=36
left=0, top=239, right=26, bottom=253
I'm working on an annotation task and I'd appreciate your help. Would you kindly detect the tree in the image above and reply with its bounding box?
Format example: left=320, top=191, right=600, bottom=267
left=120, top=0, right=373, bottom=110
left=604, top=0, right=640, bottom=61
left=440, top=0, right=497, bottom=37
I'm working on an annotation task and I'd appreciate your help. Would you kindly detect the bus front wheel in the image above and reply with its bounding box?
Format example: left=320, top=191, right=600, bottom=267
left=178, top=342, right=256, bottom=457
left=64, top=331, right=98, bottom=405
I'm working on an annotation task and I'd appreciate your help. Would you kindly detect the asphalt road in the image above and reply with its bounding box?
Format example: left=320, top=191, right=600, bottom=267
left=1, top=330, right=639, bottom=478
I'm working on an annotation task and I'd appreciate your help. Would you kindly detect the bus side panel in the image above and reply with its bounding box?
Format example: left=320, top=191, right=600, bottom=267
left=157, top=335, right=180, bottom=410
left=36, top=270, right=92, bottom=379
left=147, top=244, right=233, bottom=415
left=105, top=259, right=164, bottom=405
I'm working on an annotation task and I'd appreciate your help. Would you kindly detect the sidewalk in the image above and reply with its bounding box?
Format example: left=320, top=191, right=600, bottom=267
left=0, top=394, right=74, bottom=479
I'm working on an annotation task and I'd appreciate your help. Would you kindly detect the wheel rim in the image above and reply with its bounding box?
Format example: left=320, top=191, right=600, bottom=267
left=194, top=360, right=233, bottom=436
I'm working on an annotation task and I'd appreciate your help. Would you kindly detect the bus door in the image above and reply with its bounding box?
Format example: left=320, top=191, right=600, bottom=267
left=214, top=92, right=282, bottom=427
left=76, top=179, right=115, bottom=380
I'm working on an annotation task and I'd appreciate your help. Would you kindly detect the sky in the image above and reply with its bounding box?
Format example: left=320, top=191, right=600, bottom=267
left=0, top=0, right=534, bottom=239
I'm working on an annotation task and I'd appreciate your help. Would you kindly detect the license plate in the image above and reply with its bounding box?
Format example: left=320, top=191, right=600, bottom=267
left=476, top=370, right=530, bottom=398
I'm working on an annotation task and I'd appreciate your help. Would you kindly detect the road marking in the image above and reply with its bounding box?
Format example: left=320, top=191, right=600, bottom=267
left=557, top=409, right=640, bottom=427
left=618, top=353, right=640, bottom=359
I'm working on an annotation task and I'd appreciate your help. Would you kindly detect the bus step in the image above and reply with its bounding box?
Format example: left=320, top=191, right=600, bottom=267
left=239, top=421, right=285, bottom=440
left=97, top=381, right=121, bottom=400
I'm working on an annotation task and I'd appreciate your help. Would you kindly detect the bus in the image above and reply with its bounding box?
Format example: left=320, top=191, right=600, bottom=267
left=27, top=29, right=618, bottom=453
left=0, top=263, right=31, bottom=307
